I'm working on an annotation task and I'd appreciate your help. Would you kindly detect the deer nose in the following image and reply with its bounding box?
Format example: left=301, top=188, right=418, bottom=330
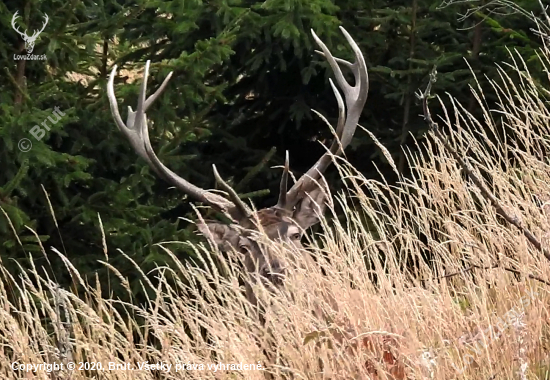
left=259, top=261, right=286, bottom=287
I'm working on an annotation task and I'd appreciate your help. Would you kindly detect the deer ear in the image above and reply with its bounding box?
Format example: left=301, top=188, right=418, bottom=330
left=197, top=221, right=241, bottom=251
left=292, top=186, right=327, bottom=230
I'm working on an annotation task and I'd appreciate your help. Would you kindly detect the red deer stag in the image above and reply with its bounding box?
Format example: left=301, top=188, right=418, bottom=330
left=107, top=27, right=368, bottom=303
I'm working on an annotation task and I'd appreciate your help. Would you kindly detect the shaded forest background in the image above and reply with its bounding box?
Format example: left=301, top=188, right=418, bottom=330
left=0, top=0, right=545, bottom=296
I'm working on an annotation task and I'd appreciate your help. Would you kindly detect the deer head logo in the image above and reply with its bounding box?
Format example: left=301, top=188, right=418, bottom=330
left=107, top=27, right=368, bottom=304
left=11, top=11, right=49, bottom=54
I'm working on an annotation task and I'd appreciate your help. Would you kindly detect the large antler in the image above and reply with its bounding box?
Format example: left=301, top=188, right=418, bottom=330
left=280, top=26, right=369, bottom=211
left=107, top=61, right=252, bottom=221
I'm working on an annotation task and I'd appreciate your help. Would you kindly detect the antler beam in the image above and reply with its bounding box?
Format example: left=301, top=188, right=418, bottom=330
left=282, top=26, right=369, bottom=211
left=107, top=61, right=251, bottom=221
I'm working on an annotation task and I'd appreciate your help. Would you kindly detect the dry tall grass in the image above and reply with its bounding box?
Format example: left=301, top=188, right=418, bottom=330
left=2, top=39, right=550, bottom=380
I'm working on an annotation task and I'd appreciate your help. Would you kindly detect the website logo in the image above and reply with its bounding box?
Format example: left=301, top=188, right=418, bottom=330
left=12, top=11, right=48, bottom=60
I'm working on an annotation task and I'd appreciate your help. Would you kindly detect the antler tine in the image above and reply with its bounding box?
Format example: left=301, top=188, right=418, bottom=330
left=276, top=151, right=290, bottom=209
left=107, top=60, right=242, bottom=220
left=314, top=50, right=353, bottom=69
left=212, top=164, right=253, bottom=219
left=284, top=27, right=368, bottom=210
left=328, top=78, right=346, bottom=150
left=311, top=26, right=368, bottom=151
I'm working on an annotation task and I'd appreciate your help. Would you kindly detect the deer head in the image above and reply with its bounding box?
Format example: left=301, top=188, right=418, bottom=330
left=11, top=11, right=49, bottom=54
left=107, top=27, right=368, bottom=302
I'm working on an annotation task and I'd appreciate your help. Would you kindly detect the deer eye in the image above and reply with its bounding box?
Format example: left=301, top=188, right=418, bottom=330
left=238, top=244, right=250, bottom=253
left=290, top=233, right=301, bottom=240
